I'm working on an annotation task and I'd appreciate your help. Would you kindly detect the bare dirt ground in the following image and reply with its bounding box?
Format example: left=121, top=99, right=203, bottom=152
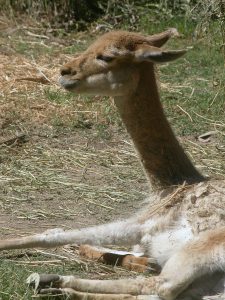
left=0, top=131, right=148, bottom=237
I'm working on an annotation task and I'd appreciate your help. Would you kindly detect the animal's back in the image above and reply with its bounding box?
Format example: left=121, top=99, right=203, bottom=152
left=143, top=180, right=225, bottom=234
left=184, top=180, right=225, bottom=234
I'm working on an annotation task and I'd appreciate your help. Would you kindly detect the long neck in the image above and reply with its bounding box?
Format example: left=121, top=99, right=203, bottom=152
left=114, top=64, right=204, bottom=190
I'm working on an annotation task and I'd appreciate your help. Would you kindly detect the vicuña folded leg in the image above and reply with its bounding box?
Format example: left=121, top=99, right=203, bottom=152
left=157, top=228, right=225, bottom=300
left=79, top=244, right=151, bottom=273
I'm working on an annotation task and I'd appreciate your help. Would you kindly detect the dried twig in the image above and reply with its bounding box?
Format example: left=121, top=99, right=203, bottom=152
left=0, top=134, right=28, bottom=146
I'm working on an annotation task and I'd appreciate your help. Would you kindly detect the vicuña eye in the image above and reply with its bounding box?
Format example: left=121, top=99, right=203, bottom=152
left=96, top=54, right=114, bottom=62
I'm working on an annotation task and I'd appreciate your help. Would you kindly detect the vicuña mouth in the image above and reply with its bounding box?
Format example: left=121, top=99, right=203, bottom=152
left=59, top=76, right=78, bottom=90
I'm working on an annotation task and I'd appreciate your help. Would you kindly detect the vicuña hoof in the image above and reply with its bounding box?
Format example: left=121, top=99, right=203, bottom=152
left=27, top=273, right=61, bottom=291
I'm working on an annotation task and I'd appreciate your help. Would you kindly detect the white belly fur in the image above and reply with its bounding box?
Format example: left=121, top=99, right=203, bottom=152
left=148, top=218, right=193, bottom=266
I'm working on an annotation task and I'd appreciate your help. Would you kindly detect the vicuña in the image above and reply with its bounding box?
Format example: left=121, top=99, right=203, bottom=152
left=1, top=29, right=225, bottom=300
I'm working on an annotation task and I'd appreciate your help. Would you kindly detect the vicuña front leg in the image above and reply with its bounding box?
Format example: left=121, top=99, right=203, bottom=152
left=0, top=218, right=142, bottom=251
left=38, top=289, right=155, bottom=300
left=27, top=273, right=160, bottom=299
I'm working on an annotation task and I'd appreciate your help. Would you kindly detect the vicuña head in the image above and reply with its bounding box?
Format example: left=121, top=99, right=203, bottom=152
left=60, top=29, right=204, bottom=190
left=60, top=30, right=185, bottom=96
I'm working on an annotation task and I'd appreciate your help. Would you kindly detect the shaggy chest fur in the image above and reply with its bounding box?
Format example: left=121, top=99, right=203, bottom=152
left=138, top=180, right=225, bottom=266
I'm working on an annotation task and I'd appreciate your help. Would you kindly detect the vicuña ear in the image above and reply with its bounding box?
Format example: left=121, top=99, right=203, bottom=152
left=135, top=46, right=186, bottom=63
left=146, top=28, right=179, bottom=47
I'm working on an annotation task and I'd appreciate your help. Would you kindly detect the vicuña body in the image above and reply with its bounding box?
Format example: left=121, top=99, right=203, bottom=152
left=1, top=29, right=225, bottom=300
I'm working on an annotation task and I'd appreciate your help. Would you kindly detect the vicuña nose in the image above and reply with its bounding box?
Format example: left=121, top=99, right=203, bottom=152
left=60, top=67, right=72, bottom=76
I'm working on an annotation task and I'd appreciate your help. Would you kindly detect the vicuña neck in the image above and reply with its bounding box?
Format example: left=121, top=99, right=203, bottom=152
left=114, top=64, right=204, bottom=190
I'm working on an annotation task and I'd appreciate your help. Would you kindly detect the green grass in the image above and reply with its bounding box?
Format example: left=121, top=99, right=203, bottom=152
left=44, top=88, right=75, bottom=104
left=160, top=36, right=224, bottom=136
left=14, top=40, right=54, bottom=57
left=0, top=251, right=135, bottom=299
left=0, top=254, right=87, bottom=300
left=63, top=43, right=89, bottom=55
